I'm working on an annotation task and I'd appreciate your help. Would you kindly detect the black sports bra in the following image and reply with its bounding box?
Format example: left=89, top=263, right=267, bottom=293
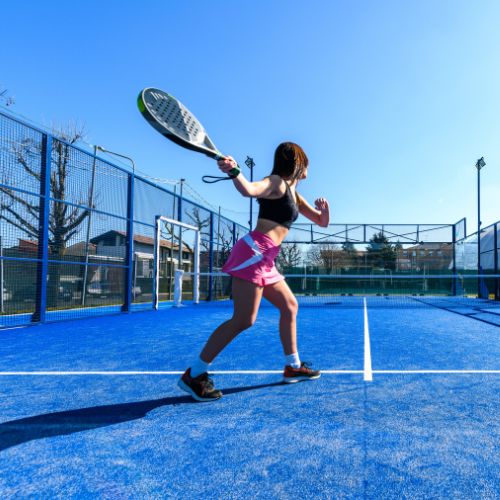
left=257, top=181, right=299, bottom=229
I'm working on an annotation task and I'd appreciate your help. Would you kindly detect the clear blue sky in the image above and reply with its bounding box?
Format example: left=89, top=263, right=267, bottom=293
left=1, top=0, right=499, bottom=231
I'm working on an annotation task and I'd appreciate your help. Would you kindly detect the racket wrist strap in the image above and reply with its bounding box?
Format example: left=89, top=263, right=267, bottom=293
left=202, top=165, right=241, bottom=183
left=229, top=166, right=241, bottom=178
left=202, top=174, right=234, bottom=183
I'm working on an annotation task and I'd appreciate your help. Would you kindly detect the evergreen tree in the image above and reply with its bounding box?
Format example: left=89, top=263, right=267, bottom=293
left=366, top=232, right=396, bottom=270
left=341, top=241, right=358, bottom=269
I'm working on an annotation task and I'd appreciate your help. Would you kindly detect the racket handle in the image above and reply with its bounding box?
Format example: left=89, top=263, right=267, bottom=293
left=214, top=154, right=240, bottom=178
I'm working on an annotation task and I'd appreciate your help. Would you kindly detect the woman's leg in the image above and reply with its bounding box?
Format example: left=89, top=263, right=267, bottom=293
left=199, top=277, right=264, bottom=363
left=179, top=277, right=264, bottom=402
left=263, top=280, right=320, bottom=383
left=262, top=280, right=299, bottom=356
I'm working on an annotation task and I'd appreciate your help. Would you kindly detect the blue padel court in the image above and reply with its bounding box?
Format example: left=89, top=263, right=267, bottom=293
left=4, top=2, right=500, bottom=497
left=1, top=299, right=499, bottom=498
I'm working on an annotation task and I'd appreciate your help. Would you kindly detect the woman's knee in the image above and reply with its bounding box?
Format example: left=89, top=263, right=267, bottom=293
left=282, top=298, right=299, bottom=318
left=231, top=314, right=257, bottom=332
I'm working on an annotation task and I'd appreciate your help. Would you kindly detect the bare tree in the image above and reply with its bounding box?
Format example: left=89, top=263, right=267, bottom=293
left=213, top=220, right=234, bottom=269
left=182, top=207, right=235, bottom=269
left=276, top=242, right=303, bottom=272
left=305, top=243, right=346, bottom=272
left=183, top=206, right=211, bottom=262
left=0, top=125, right=91, bottom=310
left=184, top=207, right=233, bottom=299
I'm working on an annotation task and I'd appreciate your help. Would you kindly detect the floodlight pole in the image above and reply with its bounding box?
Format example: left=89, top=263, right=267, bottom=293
left=94, top=146, right=137, bottom=302
left=95, top=146, right=136, bottom=176
left=81, top=146, right=98, bottom=305
left=245, top=156, right=255, bottom=228
left=475, top=156, right=485, bottom=296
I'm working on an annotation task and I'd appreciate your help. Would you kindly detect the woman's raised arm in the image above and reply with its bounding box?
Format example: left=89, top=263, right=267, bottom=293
left=296, top=193, right=330, bottom=227
left=217, top=157, right=280, bottom=198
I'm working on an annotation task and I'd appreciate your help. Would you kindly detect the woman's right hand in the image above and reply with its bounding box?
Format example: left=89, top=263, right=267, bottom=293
left=217, top=156, right=238, bottom=175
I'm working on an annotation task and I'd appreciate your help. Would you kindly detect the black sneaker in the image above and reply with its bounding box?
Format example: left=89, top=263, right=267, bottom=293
left=283, top=362, right=321, bottom=384
left=178, top=368, right=222, bottom=402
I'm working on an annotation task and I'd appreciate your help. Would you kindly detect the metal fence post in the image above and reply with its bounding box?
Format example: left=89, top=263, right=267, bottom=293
left=0, top=235, right=3, bottom=314
left=208, top=212, right=214, bottom=301
left=178, top=179, right=184, bottom=273
left=122, top=173, right=134, bottom=312
left=32, top=134, right=52, bottom=323
left=452, top=221, right=457, bottom=295
left=495, top=222, right=499, bottom=300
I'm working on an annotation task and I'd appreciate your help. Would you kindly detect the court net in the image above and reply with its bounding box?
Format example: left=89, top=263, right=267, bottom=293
left=172, top=272, right=500, bottom=310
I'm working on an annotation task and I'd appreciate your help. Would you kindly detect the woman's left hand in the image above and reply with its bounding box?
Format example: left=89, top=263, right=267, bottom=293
left=315, top=198, right=329, bottom=213
left=315, top=198, right=330, bottom=226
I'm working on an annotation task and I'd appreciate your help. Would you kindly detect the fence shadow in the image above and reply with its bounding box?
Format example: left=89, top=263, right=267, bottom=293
left=0, top=381, right=284, bottom=452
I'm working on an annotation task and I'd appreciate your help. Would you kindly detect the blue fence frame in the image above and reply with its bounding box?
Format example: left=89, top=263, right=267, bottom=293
left=1, top=109, right=498, bottom=327
left=454, top=220, right=500, bottom=299
left=0, top=109, right=248, bottom=327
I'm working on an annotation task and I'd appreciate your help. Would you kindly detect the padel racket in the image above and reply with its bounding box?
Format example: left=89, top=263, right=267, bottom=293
left=137, top=88, right=240, bottom=183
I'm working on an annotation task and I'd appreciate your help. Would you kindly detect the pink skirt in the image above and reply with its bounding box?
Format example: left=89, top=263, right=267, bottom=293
left=222, top=230, right=284, bottom=287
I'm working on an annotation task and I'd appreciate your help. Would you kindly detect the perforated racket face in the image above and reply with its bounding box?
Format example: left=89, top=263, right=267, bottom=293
left=139, top=88, right=219, bottom=157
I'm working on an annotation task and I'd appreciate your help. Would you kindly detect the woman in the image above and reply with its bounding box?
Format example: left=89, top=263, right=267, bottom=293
left=178, top=142, right=330, bottom=402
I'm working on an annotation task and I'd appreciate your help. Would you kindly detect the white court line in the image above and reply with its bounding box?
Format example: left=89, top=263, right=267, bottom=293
left=1, top=370, right=497, bottom=376
left=363, top=298, right=373, bottom=382
left=373, top=370, right=500, bottom=374
left=0, top=370, right=361, bottom=376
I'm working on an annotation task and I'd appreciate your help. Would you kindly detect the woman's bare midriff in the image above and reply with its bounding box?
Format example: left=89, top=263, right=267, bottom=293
left=255, top=218, right=290, bottom=246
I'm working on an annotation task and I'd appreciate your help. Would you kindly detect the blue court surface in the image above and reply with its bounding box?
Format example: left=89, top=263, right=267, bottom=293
left=1, top=300, right=499, bottom=498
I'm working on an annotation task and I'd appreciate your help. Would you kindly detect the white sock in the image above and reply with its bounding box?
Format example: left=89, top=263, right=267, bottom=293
left=285, top=352, right=301, bottom=369
left=190, top=357, right=210, bottom=378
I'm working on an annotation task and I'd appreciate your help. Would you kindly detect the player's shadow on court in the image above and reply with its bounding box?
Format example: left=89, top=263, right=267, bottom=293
left=0, top=381, right=284, bottom=452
